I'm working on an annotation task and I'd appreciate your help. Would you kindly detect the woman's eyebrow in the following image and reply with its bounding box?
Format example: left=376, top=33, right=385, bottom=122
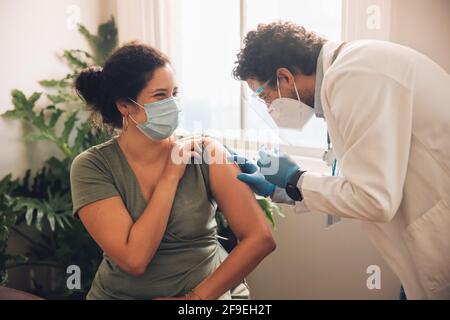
left=150, top=88, right=168, bottom=94
left=149, top=87, right=178, bottom=94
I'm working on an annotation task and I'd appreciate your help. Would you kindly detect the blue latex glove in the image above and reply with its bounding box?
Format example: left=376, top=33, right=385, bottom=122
left=225, top=146, right=276, bottom=197
left=257, top=147, right=301, bottom=189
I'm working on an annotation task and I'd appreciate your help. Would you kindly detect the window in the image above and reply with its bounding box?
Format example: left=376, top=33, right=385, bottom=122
left=172, top=0, right=241, bottom=139
left=168, top=0, right=343, bottom=151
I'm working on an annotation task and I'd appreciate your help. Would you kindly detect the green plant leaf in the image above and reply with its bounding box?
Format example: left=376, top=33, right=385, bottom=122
left=255, top=196, right=285, bottom=228
left=270, top=201, right=285, bottom=218
left=47, top=94, right=67, bottom=104
left=11, top=90, right=42, bottom=111
left=25, top=207, right=34, bottom=226
left=39, top=79, right=71, bottom=88
left=0, top=174, right=13, bottom=194
left=56, top=216, right=65, bottom=230
left=28, top=92, right=42, bottom=106
left=61, top=215, right=73, bottom=229
left=33, top=109, right=46, bottom=128
left=1, top=109, right=19, bottom=119
left=35, top=210, right=44, bottom=232
left=47, top=215, right=56, bottom=232
left=73, top=121, right=92, bottom=153
left=11, top=90, right=29, bottom=110
left=24, top=132, right=51, bottom=142
left=62, top=50, right=89, bottom=70
left=78, top=16, right=118, bottom=66
left=62, top=111, right=78, bottom=143
left=48, top=108, right=64, bottom=128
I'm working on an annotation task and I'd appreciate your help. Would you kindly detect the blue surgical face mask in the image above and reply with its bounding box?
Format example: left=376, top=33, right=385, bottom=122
left=127, top=96, right=181, bottom=141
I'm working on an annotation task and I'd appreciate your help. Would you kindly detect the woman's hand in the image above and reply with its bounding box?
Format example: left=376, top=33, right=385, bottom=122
left=165, top=136, right=203, bottom=181
left=200, top=136, right=230, bottom=165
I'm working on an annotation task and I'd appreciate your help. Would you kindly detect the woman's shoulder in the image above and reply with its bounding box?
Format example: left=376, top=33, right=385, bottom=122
left=71, top=137, right=119, bottom=173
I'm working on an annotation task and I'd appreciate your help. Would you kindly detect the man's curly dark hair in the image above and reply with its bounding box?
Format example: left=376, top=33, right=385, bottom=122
left=233, top=22, right=326, bottom=85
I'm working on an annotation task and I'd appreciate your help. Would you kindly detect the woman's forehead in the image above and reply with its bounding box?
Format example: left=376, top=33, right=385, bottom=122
left=144, top=65, right=176, bottom=91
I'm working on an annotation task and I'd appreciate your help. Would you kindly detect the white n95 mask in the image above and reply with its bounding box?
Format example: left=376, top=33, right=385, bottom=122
left=268, top=77, right=314, bottom=130
left=128, top=96, right=181, bottom=141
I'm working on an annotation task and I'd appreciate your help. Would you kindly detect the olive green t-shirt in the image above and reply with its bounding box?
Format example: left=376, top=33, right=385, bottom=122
left=70, top=137, right=249, bottom=299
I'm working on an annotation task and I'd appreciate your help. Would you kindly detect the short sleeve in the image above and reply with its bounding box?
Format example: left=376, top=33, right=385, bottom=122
left=70, top=150, right=120, bottom=216
left=198, top=162, right=216, bottom=206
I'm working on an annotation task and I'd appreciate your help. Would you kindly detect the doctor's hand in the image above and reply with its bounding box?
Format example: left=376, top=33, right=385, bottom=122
left=225, top=149, right=276, bottom=197
left=257, top=147, right=301, bottom=189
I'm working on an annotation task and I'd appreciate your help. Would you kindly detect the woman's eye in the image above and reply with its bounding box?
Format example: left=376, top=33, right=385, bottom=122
left=173, top=91, right=178, bottom=97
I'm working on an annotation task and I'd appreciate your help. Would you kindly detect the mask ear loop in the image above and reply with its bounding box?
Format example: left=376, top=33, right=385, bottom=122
left=277, top=76, right=302, bottom=102
left=128, top=97, right=145, bottom=109
left=127, top=97, right=146, bottom=125
left=268, top=77, right=283, bottom=114
left=128, top=113, right=139, bottom=126
left=293, top=81, right=301, bottom=102
left=276, top=77, right=282, bottom=99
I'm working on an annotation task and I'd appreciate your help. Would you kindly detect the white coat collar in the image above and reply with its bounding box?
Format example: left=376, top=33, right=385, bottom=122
left=314, top=41, right=345, bottom=118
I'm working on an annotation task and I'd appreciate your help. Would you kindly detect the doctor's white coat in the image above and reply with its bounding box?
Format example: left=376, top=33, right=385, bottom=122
left=297, top=40, right=450, bottom=299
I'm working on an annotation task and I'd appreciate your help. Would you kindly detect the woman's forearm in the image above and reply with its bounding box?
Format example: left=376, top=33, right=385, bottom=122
left=124, top=175, right=179, bottom=274
left=191, top=234, right=276, bottom=300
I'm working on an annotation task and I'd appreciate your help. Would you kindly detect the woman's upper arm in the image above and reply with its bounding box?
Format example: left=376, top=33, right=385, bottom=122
left=78, top=197, right=133, bottom=268
left=208, top=143, right=273, bottom=240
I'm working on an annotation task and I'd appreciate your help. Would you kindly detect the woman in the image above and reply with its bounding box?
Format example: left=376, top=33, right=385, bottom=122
left=70, top=42, right=276, bottom=300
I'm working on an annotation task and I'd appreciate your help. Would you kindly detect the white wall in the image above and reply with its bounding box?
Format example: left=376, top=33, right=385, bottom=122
left=390, top=0, right=450, bottom=73
left=343, top=0, right=450, bottom=72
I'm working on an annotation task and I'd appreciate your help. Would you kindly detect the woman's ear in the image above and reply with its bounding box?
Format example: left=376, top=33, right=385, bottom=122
left=116, top=98, right=131, bottom=117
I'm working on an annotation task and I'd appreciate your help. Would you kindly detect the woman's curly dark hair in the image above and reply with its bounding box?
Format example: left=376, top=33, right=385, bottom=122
left=233, top=22, right=326, bottom=85
left=75, top=42, right=170, bottom=129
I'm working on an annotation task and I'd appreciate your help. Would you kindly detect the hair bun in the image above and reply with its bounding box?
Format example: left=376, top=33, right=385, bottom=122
left=75, top=66, right=103, bottom=106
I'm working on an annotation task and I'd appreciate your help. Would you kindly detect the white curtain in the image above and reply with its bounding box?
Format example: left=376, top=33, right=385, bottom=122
left=115, top=0, right=174, bottom=54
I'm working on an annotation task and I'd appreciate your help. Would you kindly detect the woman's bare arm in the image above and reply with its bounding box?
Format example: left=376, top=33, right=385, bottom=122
left=188, top=140, right=276, bottom=300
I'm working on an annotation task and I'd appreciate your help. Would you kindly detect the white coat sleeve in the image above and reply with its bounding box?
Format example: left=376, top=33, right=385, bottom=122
left=300, top=71, right=414, bottom=222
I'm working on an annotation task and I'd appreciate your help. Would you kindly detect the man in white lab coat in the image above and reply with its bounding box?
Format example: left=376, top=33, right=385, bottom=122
left=230, top=22, right=450, bottom=299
